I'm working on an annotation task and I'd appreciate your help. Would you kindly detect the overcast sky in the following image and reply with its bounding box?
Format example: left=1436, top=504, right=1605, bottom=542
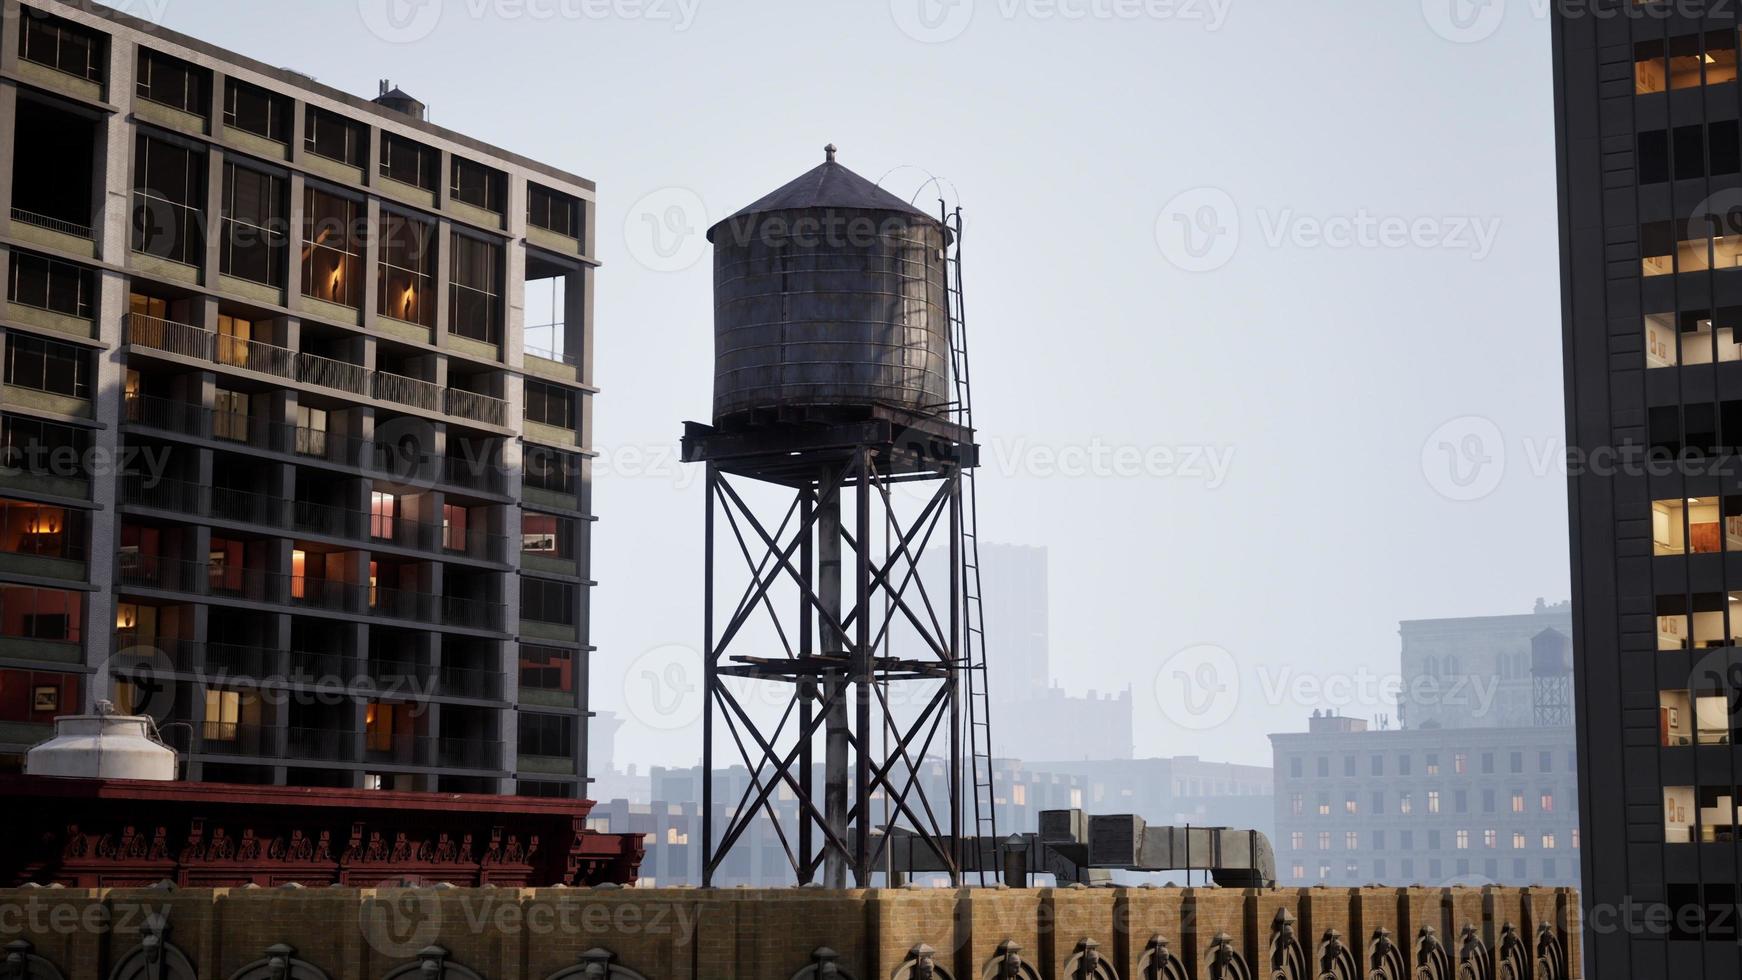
left=111, top=0, right=1567, bottom=769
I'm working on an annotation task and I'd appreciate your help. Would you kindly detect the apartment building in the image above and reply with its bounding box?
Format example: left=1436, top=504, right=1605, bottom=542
left=0, top=0, right=595, bottom=795
left=1553, top=7, right=1742, bottom=975
left=1270, top=713, right=1580, bottom=889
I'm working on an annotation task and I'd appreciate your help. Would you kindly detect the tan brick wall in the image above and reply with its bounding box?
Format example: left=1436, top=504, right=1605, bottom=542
left=0, top=885, right=1582, bottom=980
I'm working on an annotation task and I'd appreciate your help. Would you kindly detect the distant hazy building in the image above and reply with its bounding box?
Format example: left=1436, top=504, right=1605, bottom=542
left=1271, top=712, right=1579, bottom=888
left=997, top=685, right=1134, bottom=762
left=1023, top=755, right=1273, bottom=844
left=980, top=543, right=1049, bottom=704
left=1398, top=599, right=1573, bottom=730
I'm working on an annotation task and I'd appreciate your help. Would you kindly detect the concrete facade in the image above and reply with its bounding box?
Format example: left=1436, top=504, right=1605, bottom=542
left=0, top=1, right=596, bottom=795
left=0, top=884, right=1581, bottom=980
left=1551, top=7, right=1742, bottom=977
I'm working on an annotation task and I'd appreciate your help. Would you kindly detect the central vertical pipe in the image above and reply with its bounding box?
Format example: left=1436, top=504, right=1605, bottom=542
left=798, top=486, right=815, bottom=884
left=818, top=463, right=848, bottom=889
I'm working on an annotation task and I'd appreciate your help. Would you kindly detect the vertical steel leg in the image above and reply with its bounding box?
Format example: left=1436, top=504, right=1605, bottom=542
left=854, top=447, right=873, bottom=886
left=702, top=464, right=716, bottom=887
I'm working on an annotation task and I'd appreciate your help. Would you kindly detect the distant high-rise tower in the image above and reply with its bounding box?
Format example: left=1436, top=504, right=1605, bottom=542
left=1553, top=9, right=1742, bottom=975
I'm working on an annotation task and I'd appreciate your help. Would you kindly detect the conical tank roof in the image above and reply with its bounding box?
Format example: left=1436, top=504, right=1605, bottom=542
left=707, top=145, right=941, bottom=242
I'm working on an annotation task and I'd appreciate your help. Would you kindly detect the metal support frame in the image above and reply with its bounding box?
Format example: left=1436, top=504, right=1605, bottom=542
left=696, top=436, right=967, bottom=888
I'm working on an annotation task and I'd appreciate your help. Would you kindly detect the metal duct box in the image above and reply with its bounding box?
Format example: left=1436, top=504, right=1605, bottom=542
left=1039, top=809, right=1088, bottom=844
left=1086, top=814, right=1147, bottom=866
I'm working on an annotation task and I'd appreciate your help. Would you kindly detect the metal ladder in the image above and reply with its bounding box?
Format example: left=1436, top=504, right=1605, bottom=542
left=942, top=204, right=998, bottom=879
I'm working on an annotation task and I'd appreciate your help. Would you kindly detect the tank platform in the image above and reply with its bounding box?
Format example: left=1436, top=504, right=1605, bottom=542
left=680, top=402, right=977, bottom=485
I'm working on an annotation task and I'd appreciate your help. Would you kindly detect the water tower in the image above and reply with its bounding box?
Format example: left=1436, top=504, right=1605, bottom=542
left=681, top=146, right=993, bottom=887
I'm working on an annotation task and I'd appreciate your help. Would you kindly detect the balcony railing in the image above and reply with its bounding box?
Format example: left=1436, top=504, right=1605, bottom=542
left=117, top=555, right=505, bottom=629
left=124, top=392, right=206, bottom=436
left=373, top=371, right=442, bottom=412
left=297, top=351, right=368, bottom=395
left=217, top=335, right=295, bottom=380
left=12, top=207, right=93, bottom=240
left=437, top=663, right=506, bottom=701
left=446, top=388, right=508, bottom=427
left=125, top=314, right=213, bottom=359
left=438, top=736, right=504, bottom=770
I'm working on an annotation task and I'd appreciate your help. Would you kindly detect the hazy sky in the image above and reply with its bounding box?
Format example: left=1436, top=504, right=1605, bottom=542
left=108, top=0, right=1567, bottom=769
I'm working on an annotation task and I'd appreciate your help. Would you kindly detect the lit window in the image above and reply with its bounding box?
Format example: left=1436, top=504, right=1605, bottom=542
left=1542, top=834, right=1556, bottom=850
left=1484, top=829, right=1498, bottom=849
left=1512, top=793, right=1526, bottom=814
left=1318, top=832, right=1330, bottom=851
left=1426, top=754, right=1440, bottom=776
left=1541, top=793, right=1555, bottom=813
left=1456, top=831, right=1469, bottom=850
left=1513, top=832, right=1527, bottom=850
left=1344, top=797, right=1358, bottom=815
left=1290, top=832, right=1304, bottom=850
left=203, top=688, right=242, bottom=741
left=1454, top=753, right=1468, bottom=775
left=1400, top=794, right=1413, bottom=815
left=291, top=549, right=306, bottom=600
left=1344, top=831, right=1357, bottom=850
left=371, top=491, right=397, bottom=540
left=1289, top=793, right=1303, bottom=817
left=1427, top=791, right=1441, bottom=814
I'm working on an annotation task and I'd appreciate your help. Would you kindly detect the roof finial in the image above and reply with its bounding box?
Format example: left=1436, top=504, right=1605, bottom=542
left=824, top=143, right=837, bottom=164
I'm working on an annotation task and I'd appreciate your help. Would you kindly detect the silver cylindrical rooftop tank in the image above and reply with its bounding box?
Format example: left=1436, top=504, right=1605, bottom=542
left=707, top=146, right=952, bottom=424
left=25, top=701, right=178, bottom=780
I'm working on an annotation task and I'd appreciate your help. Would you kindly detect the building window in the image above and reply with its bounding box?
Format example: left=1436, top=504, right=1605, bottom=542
left=1456, top=830, right=1469, bottom=850
left=1288, top=793, right=1303, bottom=817
left=7, top=250, right=93, bottom=319
left=1344, top=831, right=1357, bottom=850
left=380, top=133, right=437, bottom=190
left=1453, top=753, right=1467, bottom=774
left=133, top=135, right=205, bottom=265
left=442, top=504, right=469, bottom=551
left=1398, top=754, right=1411, bottom=776
left=1343, top=797, right=1357, bottom=815
left=1372, top=792, right=1384, bottom=815
left=0, top=668, right=78, bottom=723
left=519, top=644, right=574, bottom=693
left=518, top=712, right=574, bottom=758
left=1484, top=829, right=1498, bottom=849
left=1289, top=831, right=1304, bottom=850
left=4, top=334, right=90, bottom=400
left=304, top=107, right=366, bottom=167
left=302, top=187, right=365, bottom=308
left=1289, top=757, right=1302, bottom=779
left=525, top=446, right=579, bottom=495
left=379, top=212, right=436, bottom=326
left=1317, top=832, right=1330, bottom=851
left=213, top=390, right=249, bottom=441
left=1541, top=793, right=1555, bottom=813
left=1510, top=751, right=1524, bottom=773
left=1542, top=833, right=1556, bottom=850
left=525, top=381, right=575, bottom=429
left=18, top=13, right=102, bottom=82
left=223, top=79, right=290, bottom=142
left=136, top=49, right=205, bottom=113
left=370, top=491, right=397, bottom=540
left=1425, top=754, right=1440, bottom=776
left=1511, top=793, right=1526, bottom=814
left=0, top=415, right=88, bottom=473
left=450, top=235, right=502, bottom=344
left=220, top=164, right=287, bottom=287
left=522, top=513, right=573, bottom=560
left=295, top=405, right=327, bottom=456
left=0, top=585, right=82, bottom=643
left=364, top=701, right=402, bottom=751
left=528, top=183, right=580, bottom=238
left=521, top=577, right=577, bottom=626
left=451, top=158, right=505, bottom=213
left=0, top=500, right=85, bottom=561
left=1400, top=793, right=1412, bottom=815
left=1427, top=790, right=1440, bottom=814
